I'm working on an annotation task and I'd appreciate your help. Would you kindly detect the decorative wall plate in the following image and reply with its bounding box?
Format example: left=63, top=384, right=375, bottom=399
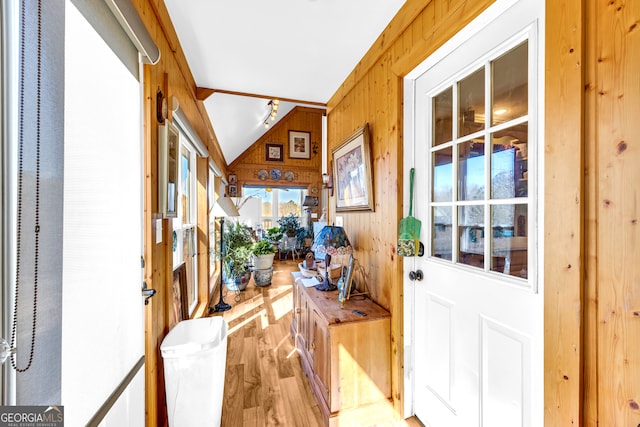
left=257, top=169, right=268, bottom=181
left=270, top=168, right=282, bottom=180
left=284, top=171, right=295, bottom=182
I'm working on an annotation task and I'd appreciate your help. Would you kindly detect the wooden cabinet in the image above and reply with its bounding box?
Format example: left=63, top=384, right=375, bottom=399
left=290, top=273, right=391, bottom=426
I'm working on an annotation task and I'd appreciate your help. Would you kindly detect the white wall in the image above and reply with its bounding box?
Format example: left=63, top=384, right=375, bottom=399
left=238, top=197, right=262, bottom=230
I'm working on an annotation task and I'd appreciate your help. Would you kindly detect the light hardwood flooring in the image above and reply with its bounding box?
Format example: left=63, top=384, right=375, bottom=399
left=209, top=259, right=323, bottom=426
left=210, top=259, right=424, bottom=427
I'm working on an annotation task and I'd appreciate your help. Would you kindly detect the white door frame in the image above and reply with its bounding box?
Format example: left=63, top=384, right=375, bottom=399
left=402, top=0, right=545, bottom=418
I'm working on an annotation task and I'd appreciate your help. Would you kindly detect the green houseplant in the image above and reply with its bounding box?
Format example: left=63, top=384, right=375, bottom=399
left=297, top=227, right=314, bottom=248
left=251, top=238, right=277, bottom=287
left=251, top=239, right=277, bottom=270
left=222, top=221, right=253, bottom=291
left=277, top=214, right=302, bottom=238
left=265, top=227, right=283, bottom=245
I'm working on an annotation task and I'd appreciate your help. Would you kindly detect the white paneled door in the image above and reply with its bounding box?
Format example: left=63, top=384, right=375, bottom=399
left=405, top=1, right=543, bottom=426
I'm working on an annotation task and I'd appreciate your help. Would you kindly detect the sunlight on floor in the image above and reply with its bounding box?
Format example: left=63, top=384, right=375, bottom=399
left=228, top=308, right=265, bottom=336
left=269, top=287, right=292, bottom=322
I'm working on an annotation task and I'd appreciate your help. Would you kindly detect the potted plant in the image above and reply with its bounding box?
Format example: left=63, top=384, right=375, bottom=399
left=250, top=239, right=277, bottom=287
left=221, top=221, right=253, bottom=291
left=277, top=214, right=301, bottom=238
left=297, top=227, right=314, bottom=249
left=265, top=227, right=283, bottom=250
left=251, top=239, right=277, bottom=270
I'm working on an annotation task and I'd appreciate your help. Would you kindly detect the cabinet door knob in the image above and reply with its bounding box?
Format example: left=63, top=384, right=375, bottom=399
left=295, top=308, right=301, bottom=313
left=311, top=341, right=316, bottom=350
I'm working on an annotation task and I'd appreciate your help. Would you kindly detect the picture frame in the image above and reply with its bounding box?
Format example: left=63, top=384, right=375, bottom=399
left=339, top=255, right=357, bottom=306
left=170, top=263, right=188, bottom=329
left=332, top=123, right=374, bottom=212
left=228, top=184, right=237, bottom=197
left=265, top=142, right=284, bottom=162
left=158, top=120, right=179, bottom=218
left=228, top=174, right=237, bottom=185
left=289, top=130, right=311, bottom=159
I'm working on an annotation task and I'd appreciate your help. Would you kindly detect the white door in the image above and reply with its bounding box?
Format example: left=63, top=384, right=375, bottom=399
left=405, top=1, right=543, bottom=426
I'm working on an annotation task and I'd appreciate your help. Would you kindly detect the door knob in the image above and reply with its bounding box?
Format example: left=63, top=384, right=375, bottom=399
left=409, top=270, right=424, bottom=281
left=142, top=282, right=156, bottom=305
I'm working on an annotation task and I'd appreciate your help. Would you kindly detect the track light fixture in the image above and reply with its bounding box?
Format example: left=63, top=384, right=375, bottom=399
left=263, top=99, right=280, bottom=129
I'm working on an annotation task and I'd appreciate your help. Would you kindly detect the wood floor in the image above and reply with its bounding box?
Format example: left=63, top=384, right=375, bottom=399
left=209, top=259, right=424, bottom=427
left=209, top=259, right=323, bottom=426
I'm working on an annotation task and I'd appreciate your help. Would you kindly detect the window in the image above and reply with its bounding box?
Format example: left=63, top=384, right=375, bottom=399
left=238, top=187, right=306, bottom=235
left=208, top=167, right=219, bottom=289
left=172, top=134, right=198, bottom=314
left=429, top=40, right=530, bottom=280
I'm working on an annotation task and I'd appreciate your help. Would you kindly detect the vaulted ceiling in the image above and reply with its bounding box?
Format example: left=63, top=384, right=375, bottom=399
left=164, top=0, right=406, bottom=165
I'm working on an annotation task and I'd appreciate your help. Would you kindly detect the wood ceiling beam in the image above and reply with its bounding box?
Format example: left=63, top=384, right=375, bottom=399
left=196, top=87, right=327, bottom=107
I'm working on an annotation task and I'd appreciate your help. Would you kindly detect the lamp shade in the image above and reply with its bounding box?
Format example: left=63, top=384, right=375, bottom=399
left=311, top=225, right=352, bottom=261
left=302, top=195, right=318, bottom=207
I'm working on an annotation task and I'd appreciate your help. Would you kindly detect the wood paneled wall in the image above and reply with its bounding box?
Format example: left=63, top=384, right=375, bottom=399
left=229, top=107, right=325, bottom=216
left=326, top=0, right=495, bottom=418
left=545, top=1, right=584, bottom=425
left=585, top=0, right=640, bottom=426
left=328, top=0, right=640, bottom=424
left=129, top=0, right=640, bottom=425
left=132, top=1, right=230, bottom=425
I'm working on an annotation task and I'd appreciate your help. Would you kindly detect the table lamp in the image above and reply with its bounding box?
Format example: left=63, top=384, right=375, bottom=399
left=311, top=225, right=353, bottom=291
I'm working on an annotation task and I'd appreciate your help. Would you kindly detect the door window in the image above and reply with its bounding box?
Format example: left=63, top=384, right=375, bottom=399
left=429, top=40, right=530, bottom=280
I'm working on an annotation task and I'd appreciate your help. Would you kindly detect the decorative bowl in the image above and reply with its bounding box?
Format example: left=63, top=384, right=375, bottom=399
left=298, top=262, right=317, bottom=278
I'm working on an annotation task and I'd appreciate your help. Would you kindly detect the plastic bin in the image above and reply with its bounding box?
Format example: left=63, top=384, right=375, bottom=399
left=160, top=317, right=228, bottom=427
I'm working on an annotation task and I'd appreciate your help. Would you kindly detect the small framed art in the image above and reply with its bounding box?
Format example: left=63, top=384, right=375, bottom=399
left=158, top=120, right=179, bottom=218
left=289, top=130, right=311, bottom=159
left=265, top=143, right=284, bottom=162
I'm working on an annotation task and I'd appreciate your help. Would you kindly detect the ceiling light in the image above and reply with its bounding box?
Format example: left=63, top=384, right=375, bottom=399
left=494, top=108, right=507, bottom=115
left=263, top=99, right=280, bottom=128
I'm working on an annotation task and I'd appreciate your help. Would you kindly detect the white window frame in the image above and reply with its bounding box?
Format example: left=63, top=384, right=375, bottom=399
left=172, top=130, right=199, bottom=315
left=256, top=187, right=307, bottom=230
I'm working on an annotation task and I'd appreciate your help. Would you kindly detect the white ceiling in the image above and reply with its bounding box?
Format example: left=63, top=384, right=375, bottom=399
left=164, top=0, right=406, bottom=165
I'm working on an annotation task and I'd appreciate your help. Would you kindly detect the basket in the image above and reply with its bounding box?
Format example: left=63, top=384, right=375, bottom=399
left=317, top=262, right=343, bottom=283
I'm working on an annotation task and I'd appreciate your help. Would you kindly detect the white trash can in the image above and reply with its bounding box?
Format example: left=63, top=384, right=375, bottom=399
left=160, top=317, right=228, bottom=427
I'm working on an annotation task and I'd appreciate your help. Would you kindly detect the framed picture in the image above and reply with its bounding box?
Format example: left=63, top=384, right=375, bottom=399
left=170, top=263, right=188, bottom=329
left=228, top=174, right=237, bottom=185
left=339, top=255, right=357, bottom=305
left=158, top=120, right=179, bottom=218
left=228, top=184, right=237, bottom=197
left=289, top=130, right=311, bottom=159
left=265, top=142, right=284, bottom=162
left=332, top=124, right=374, bottom=212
